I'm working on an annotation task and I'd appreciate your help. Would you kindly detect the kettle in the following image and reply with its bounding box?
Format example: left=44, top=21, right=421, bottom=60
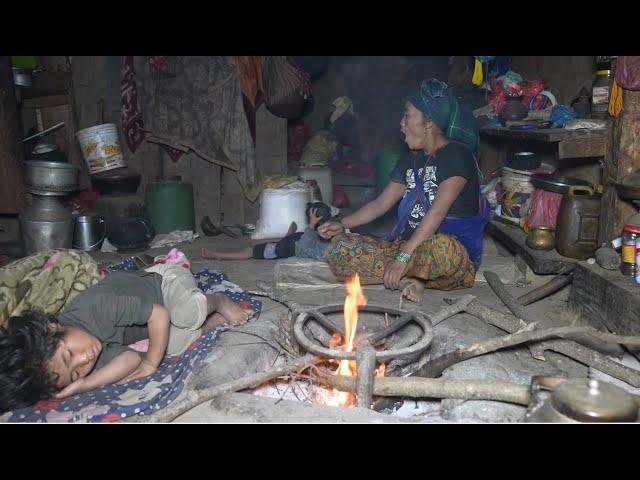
left=72, top=214, right=106, bottom=251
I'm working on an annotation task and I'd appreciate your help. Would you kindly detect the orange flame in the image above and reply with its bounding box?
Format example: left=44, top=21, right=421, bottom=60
left=323, top=274, right=366, bottom=406
left=316, top=274, right=386, bottom=407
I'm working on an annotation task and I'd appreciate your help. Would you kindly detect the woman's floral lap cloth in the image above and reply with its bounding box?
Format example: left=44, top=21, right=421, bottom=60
left=1, top=259, right=261, bottom=423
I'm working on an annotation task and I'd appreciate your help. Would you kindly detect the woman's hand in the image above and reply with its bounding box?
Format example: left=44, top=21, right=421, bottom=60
left=317, top=221, right=344, bottom=240
left=383, top=260, right=409, bottom=290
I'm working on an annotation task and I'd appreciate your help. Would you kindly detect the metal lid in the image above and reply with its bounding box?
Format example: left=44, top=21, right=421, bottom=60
left=32, top=143, right=59, bottom=154
left=551, top=379, right=638, bottom=422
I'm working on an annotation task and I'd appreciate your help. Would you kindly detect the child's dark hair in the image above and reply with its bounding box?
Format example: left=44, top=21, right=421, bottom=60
left=0, top=311, right=62, bottom=413
left=306, top=202, right=332, bottom=230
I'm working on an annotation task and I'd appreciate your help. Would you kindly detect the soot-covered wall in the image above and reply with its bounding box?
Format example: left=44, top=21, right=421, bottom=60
left=308, top=56, right=451, bottom=162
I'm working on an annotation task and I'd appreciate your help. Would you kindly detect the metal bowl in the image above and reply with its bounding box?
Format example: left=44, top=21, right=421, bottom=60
left=24, top=161, right=80, bottom=195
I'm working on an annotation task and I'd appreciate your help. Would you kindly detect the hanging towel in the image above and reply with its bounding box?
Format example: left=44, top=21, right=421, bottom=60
left=121, top=56, right=145, bottom=153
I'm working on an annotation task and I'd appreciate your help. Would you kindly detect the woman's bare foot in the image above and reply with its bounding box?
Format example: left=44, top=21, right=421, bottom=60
left=211, top=293, right=255, bottom=326
left=402, top=278, right=425, bottom=303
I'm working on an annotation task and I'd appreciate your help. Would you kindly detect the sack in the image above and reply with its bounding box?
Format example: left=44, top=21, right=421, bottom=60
left=300, top=130, right=337, bottom=167
left=616, top=56, right=640, bottom=91
left=263, top=56, right=311, bottom=119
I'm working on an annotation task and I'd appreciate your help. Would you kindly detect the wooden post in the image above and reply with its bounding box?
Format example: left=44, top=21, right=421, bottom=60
left=0, top=56, right=25, bottom=214
left=598, top=65, right=640, bottom=244
left=355, top=346, right=376, bottom=409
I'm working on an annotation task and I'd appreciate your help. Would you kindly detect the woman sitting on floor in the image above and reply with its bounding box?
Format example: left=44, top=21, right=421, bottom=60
left=318, top=79, right=490, bottom=301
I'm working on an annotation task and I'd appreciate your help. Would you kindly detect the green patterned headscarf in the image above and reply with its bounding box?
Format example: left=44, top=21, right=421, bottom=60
left=404, top=78, right=479, bottom=154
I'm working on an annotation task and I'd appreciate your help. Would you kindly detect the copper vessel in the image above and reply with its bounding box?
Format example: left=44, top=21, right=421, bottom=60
left=526, top=226, right=555, bottom=250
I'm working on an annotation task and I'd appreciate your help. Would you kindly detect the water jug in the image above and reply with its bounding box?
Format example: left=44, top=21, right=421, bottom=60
left=555, top=186, right=601, bottom=259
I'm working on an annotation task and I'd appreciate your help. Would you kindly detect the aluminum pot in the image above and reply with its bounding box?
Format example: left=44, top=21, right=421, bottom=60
left=12, top=67, right=33, bottom=87
left=24, top=160, right=79, bottom=195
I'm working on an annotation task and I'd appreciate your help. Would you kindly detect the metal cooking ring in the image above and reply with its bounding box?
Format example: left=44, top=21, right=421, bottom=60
left=293, top=304, right=434, bottom=361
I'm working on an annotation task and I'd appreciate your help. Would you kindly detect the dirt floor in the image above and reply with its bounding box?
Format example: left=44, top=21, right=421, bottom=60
left=84, top=214, right=602, bottom=424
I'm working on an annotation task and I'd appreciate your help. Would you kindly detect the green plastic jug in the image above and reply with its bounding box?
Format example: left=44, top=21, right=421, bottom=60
left=376, top=148, right=405, bottom=195
left=145, top=181, right=195, bottom=234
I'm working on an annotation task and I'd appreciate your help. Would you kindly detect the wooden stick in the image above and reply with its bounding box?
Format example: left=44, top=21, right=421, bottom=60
left=448, top=297, right=640, bottom=387
left=145, top=135, right=237, bottom=171
left=356, top=346, right=377, bottom=409
left=384, top=295, right=477, bottom=375
left=144, top=354, right=323, bottom=423
left=325, top=375, right=531, bottom=406
left=517, top=273, right=573, bottom=306
left=422, top=324, right=640, bottom=379
left=483, top=270, right=623, bottom=356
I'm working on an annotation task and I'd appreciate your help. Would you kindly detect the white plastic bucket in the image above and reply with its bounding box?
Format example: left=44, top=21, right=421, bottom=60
left=251, top=181, right=311, bottom=240
left=76, top=123, right=126, bottom=174
left=298, top=166, right=333, bottom=205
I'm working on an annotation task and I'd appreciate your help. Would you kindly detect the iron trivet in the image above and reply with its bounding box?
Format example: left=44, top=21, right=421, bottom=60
left=293, top=304, right=434, bottom=408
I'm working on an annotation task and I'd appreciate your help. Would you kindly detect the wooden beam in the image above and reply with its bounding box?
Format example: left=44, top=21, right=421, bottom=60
left=558, top=136, right=605, bottom=159
left=22, top=95, right=69, bottom=109
left=486, top=220, right=575, bottom=274
left=0, top=56, right=25, bottom=214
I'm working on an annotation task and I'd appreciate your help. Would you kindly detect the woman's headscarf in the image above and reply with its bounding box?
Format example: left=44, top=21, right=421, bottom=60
left=404, top=78, right=479, bottom=155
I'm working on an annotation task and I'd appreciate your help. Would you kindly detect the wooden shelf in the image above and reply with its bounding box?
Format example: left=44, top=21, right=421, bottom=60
left=486, top=219, right=576, bottom=274
left=480, top=126, right=606, bottom=159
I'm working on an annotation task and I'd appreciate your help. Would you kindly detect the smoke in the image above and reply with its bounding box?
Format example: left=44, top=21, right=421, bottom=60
left=323, top=56, right=450, bottom=159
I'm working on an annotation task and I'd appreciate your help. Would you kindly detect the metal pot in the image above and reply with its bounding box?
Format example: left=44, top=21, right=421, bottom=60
left=29, top=143, right=68, bottom=163
left=24, top=160, right=79, bottom=195
left=73, top=214, right=106, bottom=251
left=526, top=226, right=555, bottom=250
left=12, top=67, right=33, bottom=87
left=530, top=173, right=591, bottom=194
left=19, top=196, right=74, bottom=255
left=525, top=376, right=639, bottom=423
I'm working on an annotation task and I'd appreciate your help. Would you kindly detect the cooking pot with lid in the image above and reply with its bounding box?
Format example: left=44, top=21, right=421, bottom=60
left=530, top=173, right=592, bottom=194
left=29, top=143, right=67, bottom=163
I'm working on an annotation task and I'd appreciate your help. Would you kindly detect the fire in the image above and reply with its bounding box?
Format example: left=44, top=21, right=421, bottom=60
left=319, top=273, right=385, bottom=407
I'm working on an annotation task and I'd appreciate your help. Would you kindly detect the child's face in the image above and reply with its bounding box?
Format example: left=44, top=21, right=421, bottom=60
left=48, top=326, right=102, bottom=388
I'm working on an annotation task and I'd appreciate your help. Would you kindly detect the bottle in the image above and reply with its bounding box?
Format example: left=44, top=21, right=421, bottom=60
left=620, top=225, right=640, bottom=276
left=591, top=69, right=611, bottom=120
left=635, top=238, right=640, bottom=284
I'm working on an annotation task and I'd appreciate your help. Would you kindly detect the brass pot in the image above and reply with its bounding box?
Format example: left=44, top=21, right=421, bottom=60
left=526, top=226, right=555, bottom=250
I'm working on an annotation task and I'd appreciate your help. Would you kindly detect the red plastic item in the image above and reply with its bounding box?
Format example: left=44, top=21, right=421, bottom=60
left=526, top=189, right=563, bottom=229
left=332, top=186, right=350, bottom=208
left=69, top=187, right=100, bottom=213
left=288, top=121, right=310, bottom=164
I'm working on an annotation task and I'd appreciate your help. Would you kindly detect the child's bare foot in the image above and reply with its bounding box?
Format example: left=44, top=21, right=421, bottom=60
left=402, top=278, right=425, bottom=303
left=214, top=293, right=255, bottom=326
left=286, top=222, right=297, bottom=236
left=201, top=247, right=252, bottom=261
left=202, top=247, right=222, bottom=260
left=203, top=312, right=227, bottom=331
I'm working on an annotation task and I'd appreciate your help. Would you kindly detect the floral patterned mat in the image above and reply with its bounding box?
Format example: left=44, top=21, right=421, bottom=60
left=1, top=264, right=261, bottom=423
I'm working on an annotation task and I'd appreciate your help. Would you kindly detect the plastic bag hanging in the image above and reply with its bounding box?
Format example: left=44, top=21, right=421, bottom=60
left=472, top=56, right=494, bottom=87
